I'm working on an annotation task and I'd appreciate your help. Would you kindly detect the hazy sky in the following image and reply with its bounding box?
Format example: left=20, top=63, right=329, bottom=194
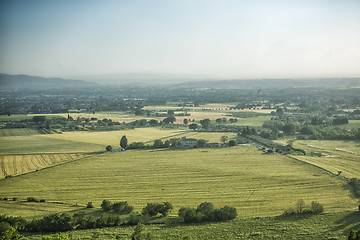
left=1, top=0, right=360, bottom=80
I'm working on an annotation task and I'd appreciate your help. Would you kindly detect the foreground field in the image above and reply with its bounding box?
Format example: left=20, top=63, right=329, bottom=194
left=0, top=146, right=357, bottom=218
left=24, top=210, right=360, bottom=240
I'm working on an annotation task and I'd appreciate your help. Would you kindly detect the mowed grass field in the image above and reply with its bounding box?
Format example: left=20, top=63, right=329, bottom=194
left=0, top=128, right=235, bottom=180
left=0, top=146, right=357, bottom=218
left=0, top=153, right=93, bottom=179
left=291, top=140, right=360, bottom=179
left=0, top=128, right=42, bottom=137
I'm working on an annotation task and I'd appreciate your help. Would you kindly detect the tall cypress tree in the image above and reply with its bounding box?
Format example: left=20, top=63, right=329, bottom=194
left=120, top=135, right=128, bottom=149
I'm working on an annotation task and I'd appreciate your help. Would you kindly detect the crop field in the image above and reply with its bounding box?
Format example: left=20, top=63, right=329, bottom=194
left=0, top=146, right=357, bottom=218
left=0, top=128, right=41, bottom=137
left=42, top=128, right=191, bottom=146
left=0, top=135, right=105, bottom=154
left=0, top=152, right=93, bottom=179
left=291, top=140, right=360, bottom=179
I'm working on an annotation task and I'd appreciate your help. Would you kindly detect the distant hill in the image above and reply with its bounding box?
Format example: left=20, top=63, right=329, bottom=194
left=0, top=73, right=98, bottom=90
left=173, top=78, right=360, bottom=89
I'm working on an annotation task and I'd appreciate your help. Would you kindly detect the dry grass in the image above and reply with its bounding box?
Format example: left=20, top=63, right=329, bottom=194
left=0, top=146, right=356, bottom=218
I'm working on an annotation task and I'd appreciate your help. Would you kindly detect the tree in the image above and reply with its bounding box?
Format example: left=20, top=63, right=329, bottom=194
left=135, top=108, right=144, bottom=116
left=296, top=199, right=305, bottom=213
left=283, top=123, right=296, bottom=135
left=0, top=226, right=23, bottom=240
left=153, top=139, right=164, bottom=148
left=310, top=201, right=323, bottom=213
left=149, top=119, right=158, bottom=126
left=106, top=145, right=113, bottom=151
left=163, top=116, right=176, bottom=124
left=86, top=202, right=94, bottom=208
left=142, top=203, right=162, bottom=216
left=220, top=136, right=228, bottom=144
left=228, top=140, right=236, bottom=147
left=164, top=140, right=171, bottom=148
left=197, top=139, right=208, bottom=147
left=120, top=135, right=128, bottom=149
left=189, top=123, right=199, bottom=131
left=200, top=119, right=211, bottom=129
left=215, top=118, right=222, bottom=124
left=159, top=202, right=173, bottom=217
left=101, top=200, right=112, bottom=212
left=167, top=110, right=175, bottom=116
left=183, top=119, right=188, bottom=125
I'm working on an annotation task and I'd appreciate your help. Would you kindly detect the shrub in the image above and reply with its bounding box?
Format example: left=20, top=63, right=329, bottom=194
left=86, top=202, right=94, bottom=208
left=12, top=198, right=17, bottom=201
left=39, top=199, right=46, bottom=202
left=213, top=206, right=237, bottom=221
left=142, top=203, right=162, bottom=216
left=196, top=202, right=215, bottom=221
left=142, top=202, right=173, bottom=217
left=183, top=208, right=200, bottom=223
left=27, top=197, right=38, bottom=202
left=106, top=145, right=113, bottom=151
left=126, top=214, right=144, bottom=225
left=179, top=203, right=237, bottom=223
left=159, top=202, right=173, bottom=217
left=112, top=201, right=133, bottom=214
left=310, top=201, right=324, bottom=213
left=101, top=200, right=112, bottom=212
left=228, top=140, right=237, bottom=146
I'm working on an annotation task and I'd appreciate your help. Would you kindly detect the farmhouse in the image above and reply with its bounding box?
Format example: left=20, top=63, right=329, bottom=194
left=181, top=137, right=197, bottom=148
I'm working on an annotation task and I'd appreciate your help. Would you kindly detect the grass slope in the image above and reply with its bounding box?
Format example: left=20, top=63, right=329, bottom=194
left=293, top=140, right=360, bottom=179
left=24, top=211, right=360, bottom=239
left=0, top=153, right=93, bottom=179
left=0, top=146, right=357, bottom=218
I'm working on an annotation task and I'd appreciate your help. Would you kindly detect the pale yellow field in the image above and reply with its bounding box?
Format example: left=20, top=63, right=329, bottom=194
left=42, top=128, right=191, bottom=146
left=0, top=153, right=93, bottom=179
left=291, top=140, right=360, bottom=179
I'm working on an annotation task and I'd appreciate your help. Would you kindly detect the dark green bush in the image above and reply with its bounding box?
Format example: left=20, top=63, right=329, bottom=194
left=86, top=202, right=94, bottom=208
left=27, top=197, right=38, bottom=202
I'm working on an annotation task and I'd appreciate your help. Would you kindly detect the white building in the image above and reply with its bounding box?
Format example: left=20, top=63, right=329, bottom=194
left=181, top=137, right=197, bottom=148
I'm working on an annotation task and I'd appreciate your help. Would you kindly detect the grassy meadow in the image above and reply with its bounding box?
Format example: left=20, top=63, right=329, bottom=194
left=291, top=140, right=360, bottom=179
left=0, top=146, right=357, bottom=219
left=0, top=153, right=93, bottom=179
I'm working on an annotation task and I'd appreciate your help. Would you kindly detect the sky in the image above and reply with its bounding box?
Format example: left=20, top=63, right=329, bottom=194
left=0, top=0, right=360, bottom=81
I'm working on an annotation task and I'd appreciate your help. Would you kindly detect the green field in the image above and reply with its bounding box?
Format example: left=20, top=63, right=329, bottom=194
left=291, top=140, right=360, bottom=179
left=0, top=146, right=357, bottom=219
left=0, top=135, right=104, bottom=154
left=0, top=128, right=42, bottom=137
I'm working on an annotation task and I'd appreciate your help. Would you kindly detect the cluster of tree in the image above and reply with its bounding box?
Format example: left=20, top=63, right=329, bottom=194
left=178, top=202, right=237, bottom=223
left=348, top=229, right=360, bottom=240
left=282, top=200, right=324, bottom=216
left=348, top=178, right=360, bottom=198
left=27, top=197, right=46, bottom=202
left=27, top=212, right=123, bottom=232
left=141, top=202, right=173, bottom=217
left=0, top=222, right=23, bottom=240
left=100, top=200, right=133, bottom=214
left=215, top=117, right=238, bottom=124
